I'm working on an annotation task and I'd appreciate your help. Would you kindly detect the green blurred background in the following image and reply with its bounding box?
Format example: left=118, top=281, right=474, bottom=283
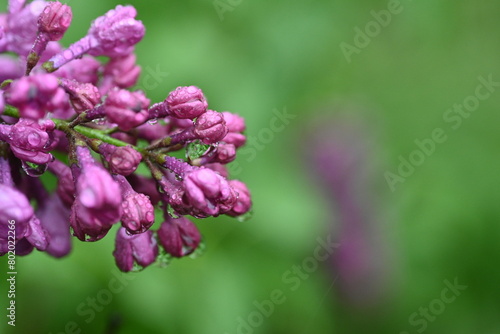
left=2, top=0, right=500, bottom=333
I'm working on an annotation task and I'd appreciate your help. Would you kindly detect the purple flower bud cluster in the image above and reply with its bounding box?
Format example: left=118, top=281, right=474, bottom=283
left=0, top=1, right=252, bottom=272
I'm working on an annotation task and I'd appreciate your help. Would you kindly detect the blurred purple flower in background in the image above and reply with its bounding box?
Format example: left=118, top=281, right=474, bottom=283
left=307, top=110, right=392, bottom=308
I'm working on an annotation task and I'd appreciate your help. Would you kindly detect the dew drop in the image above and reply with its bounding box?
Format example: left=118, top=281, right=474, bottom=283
left=236, top=209, right=253, bottom=223
left=148, top=118, right=158, bottom=125
left=154, top=248, right=173, bottom=268
left=188, top=240, right=206, bottom=259
left=21, top=161, right=48, bottom=177
left=27, top=133, right=42, bottom=147
left=130, top=262, right=145, bottom=272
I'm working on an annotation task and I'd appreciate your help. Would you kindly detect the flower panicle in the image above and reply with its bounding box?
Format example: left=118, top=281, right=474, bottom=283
left=0, top=0, right=252, bottom=272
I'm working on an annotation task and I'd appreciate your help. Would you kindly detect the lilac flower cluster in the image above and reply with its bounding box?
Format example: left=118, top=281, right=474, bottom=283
left=0, top=0, right=252, bottom=272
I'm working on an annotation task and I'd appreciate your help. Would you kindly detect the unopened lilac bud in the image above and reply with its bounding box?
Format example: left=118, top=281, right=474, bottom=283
left=0, top=118, right=56, bottom=164
left=5, top=74, right=59, bottom=119
left=101, top=54, right=141, bottom=93
left=48, top=159, right=75, bottom=207
left=157, top=216, right=201, bottom=258
left=193, top=110, right=228, bottom=144
left=222, top=112, right=246, bottom=147
left=76, top=167, right=120, bottom=211
left=113, top=227, right=158, bottom=272
left=70, top=201, right=112, bottom=242
left=121, top=192, right=154, bottom=234
left=24, top=215, right=49, bottom=251
left=88, top=5, right=144, bottom=57
left=36, top=194, right=71, bottom=257
left=0, top=184, right=33, bottom=239
left=226, top=180, right=252, bottom=217
left=105, top=89, right=150, bottom=131
left=222, top=112, right=246, bottom=133
left=59, top=78, right=101, bottom=114
left=165, top=86, right=208, bottom=119
left=214, top=143, right=236, bottom=164
left=38, top=2, right=72, bottom=41
left=26, top=2, right=72, bottom=74
left=183, top=168, right=234, bottom=216
left=99, top=143, right=142, bottom=176
left=114, top=175, right=154, bottom=234
left=43, top=5, right=144, bottom=72
left=71, top=156, right=122, bottom=241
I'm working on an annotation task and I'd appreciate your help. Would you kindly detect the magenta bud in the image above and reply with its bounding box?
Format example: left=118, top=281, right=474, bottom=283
left=214, top=143, right=236, bottom=164
left=226, top=180, right=252, bottom=217
left=48, top=159, right=75, bottom=207
left=105, top=89, right=150, bottom=131
left=38, top=1, right=72, bottom=41
left=221, top=112, right=246, bottom=147
left=222, top=132, right=247, bottom=148
left=193, top=110, right=228, bottom=144
left=113, top=227, right=158, bottom=272
left=59, top=79, right=101, bottom=114
left=0, top=184, right=33, bottom=238
left=114, top=175, right=154, bottom=234
left=166, top=86, right=208, bottom=119
left=222, top=112, right=246, bottom=133
left=121, top=192, right=154, bottom=234
left=99, top=144, right=142, bottom=176
left=88, top=5, right=145, bottom=58
left=5, top=74, right=59, bottom=119
left=183, top=168, right=234, bottom=216
left=71, top=162, right=122, bottom=241
left=103, top=54, right=141, bottom=89
left=36, top=194, right=72, bottom=257
left=0, top=118, right=56, bottom=165
left=157, top=216, right=201, bottom=258
left=24, top=215, right=49, bottom=251
left=43, top=5, right=144, bottom=71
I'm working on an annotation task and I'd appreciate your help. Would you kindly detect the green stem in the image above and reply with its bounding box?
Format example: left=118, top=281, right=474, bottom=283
left=3, top=105, right=19, bottom=118
left=2, top=105, right=143, bottom=152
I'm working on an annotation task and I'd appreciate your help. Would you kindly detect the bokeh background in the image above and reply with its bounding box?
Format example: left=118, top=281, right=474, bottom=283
left=2, top=0, right=500, bottom=333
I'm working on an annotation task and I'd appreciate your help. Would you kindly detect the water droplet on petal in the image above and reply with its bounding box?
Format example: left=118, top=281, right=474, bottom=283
left=21, top=161, right=48, bottom=177
left=148, top=118, right=158, bottom=125
left=236, top=209, right=253, bottom=223
left=188, top=240, right=206, bottom=259
left=131, top=262, right=145, bottom=272
left=27, top=133, right=42, bottom=147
